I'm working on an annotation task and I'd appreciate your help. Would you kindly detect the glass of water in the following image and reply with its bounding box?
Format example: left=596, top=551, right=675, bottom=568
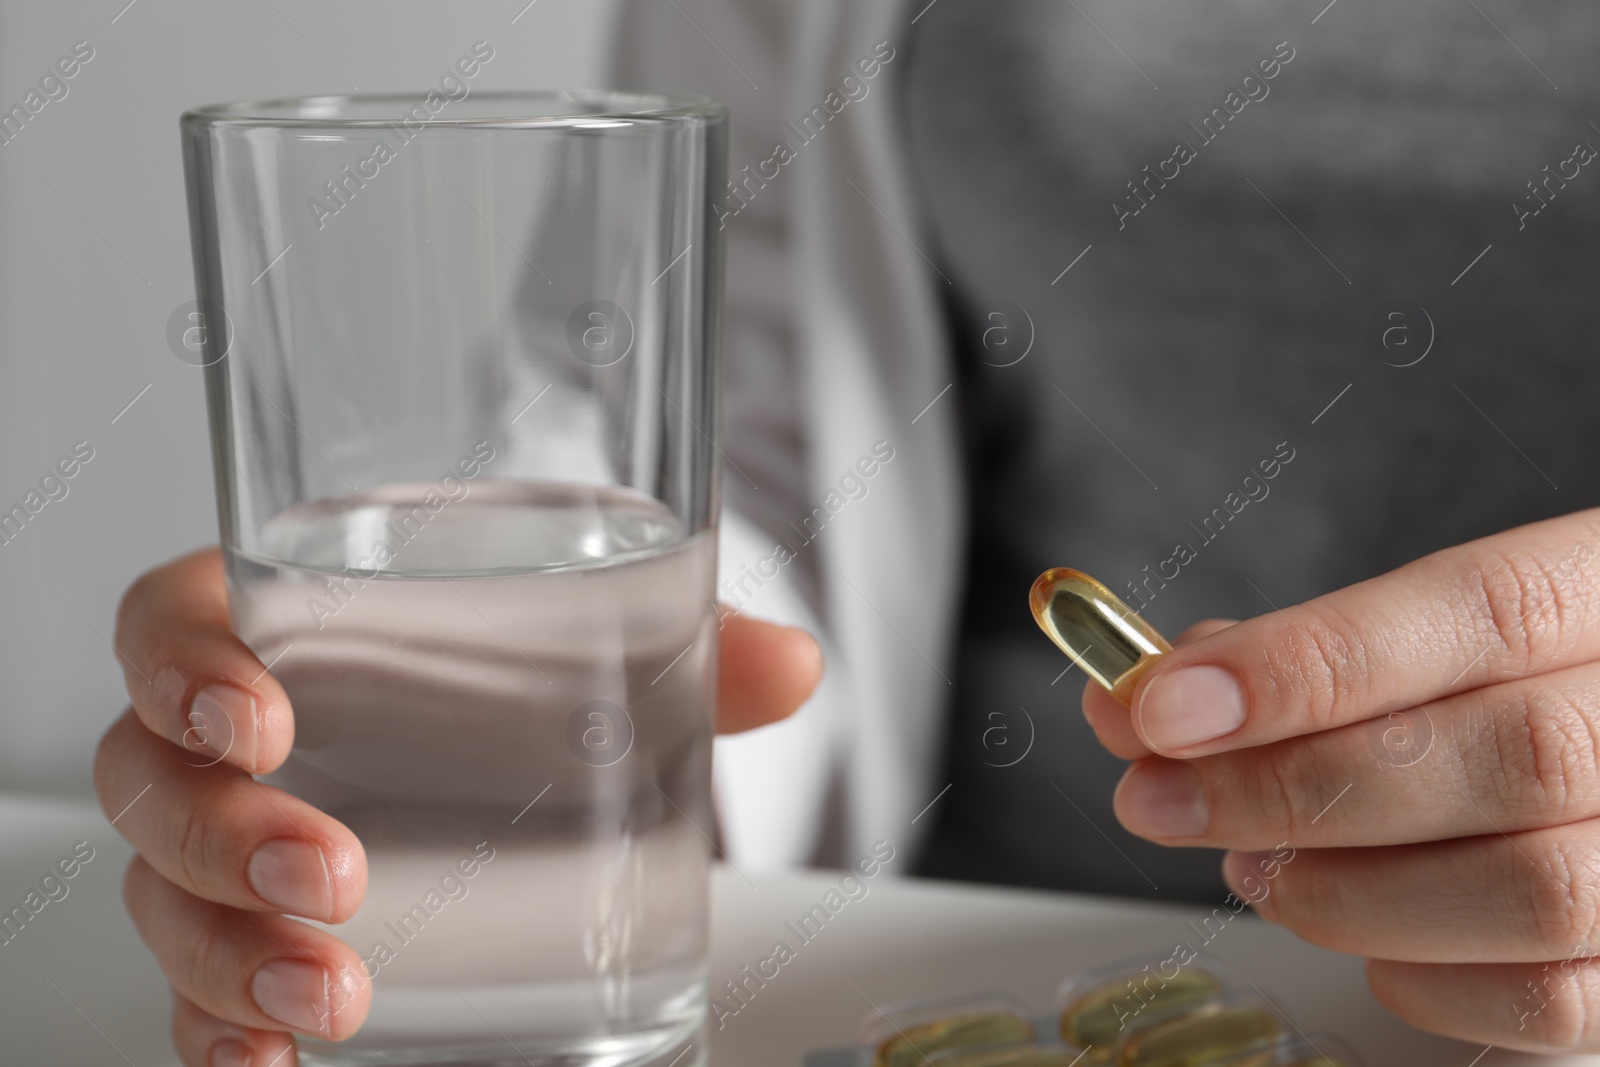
left=181, top=91, right=727, bottom=1067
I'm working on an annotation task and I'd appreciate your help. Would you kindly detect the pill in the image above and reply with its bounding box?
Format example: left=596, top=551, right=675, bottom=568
left=1113, top=1003, right=1280, bottom=1067
left=1059, top=966, right=1224, bottom=1059
left=1030, top=568, right=1172, bottom=706
left=875, top=1012, right=1037, bottom=1067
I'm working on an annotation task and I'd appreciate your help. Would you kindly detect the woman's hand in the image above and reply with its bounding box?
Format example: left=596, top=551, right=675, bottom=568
left=94, top=548, right=822, bottom=1067
left=1084, top=507, right=1600, bottom=1053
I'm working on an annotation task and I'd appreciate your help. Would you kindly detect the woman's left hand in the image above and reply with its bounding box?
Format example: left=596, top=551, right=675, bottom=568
left=1084, top=506, right=1600, bottom=1053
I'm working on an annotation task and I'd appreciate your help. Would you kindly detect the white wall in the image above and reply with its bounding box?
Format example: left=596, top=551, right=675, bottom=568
left=0, top=0, right=618, bottom=796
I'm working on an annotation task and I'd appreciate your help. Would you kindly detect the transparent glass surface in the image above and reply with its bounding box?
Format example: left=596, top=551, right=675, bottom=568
left=182, top=90, right=727, bottom=1067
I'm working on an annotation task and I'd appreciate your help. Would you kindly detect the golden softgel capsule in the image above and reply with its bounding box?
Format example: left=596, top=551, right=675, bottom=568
left=874, top=1012, right=1037, bottom=1067
left=1030, top=568, right=1172, bottom=706
left=1113, top=1003, right=1280, bottom=1067
left=1059, top=967, right=1224, bottom=1060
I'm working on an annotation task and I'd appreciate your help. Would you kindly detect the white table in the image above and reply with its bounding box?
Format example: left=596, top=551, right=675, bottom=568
left=0, top=794, right=1590, bottom=1066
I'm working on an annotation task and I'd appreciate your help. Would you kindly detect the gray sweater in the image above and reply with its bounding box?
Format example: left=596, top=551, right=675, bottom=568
left=907, top=0, right=1600, bottom=900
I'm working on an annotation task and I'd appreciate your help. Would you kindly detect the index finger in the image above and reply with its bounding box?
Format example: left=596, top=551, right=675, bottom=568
left=113, top=547, right=294, bottom=774
left=1130, top=507, right=1600, bottom=757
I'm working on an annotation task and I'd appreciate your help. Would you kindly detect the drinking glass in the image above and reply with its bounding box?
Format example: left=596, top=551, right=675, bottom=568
left=180, top=90, right=727, bottom=1067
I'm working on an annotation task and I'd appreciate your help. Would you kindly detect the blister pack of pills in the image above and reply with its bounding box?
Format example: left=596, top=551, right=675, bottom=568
left=803, top=951, right=1363, bottom=1067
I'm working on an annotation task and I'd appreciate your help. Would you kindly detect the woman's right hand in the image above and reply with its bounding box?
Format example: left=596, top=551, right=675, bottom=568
left=94, top=547, right=822, bottom=1067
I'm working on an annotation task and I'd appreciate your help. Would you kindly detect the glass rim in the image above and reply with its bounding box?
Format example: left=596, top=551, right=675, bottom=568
left=181, top=89, right=726, bottom=130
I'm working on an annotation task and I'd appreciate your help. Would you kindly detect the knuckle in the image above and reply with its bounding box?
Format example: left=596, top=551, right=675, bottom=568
left=1244, top=746, right=1319, bottom=844
left=164, top=796, right=222, bottom=896
left=1518, top=962, right=1599, bottom=1052
left=122, top=858, right=240, bottom=1006
left=1465, top=546, right=1589, bottom=674
left=1268, top=600, right=1369, bottom=732
left=1524, top=837, right=1600, bottom=961
left=1495, top=685, right=1600, bottom=822
left=1264, top=855, right=1345, bottom=949
left=174, top=907, right=235, bottom=998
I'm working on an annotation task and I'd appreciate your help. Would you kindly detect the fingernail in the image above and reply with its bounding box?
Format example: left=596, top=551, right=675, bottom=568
left=1223, top=851, right=1278, bottom=917
left=1116, top=760, right=1209, bottom=838
left=211, top=1038, right=253, bottom=1067
left=252, top=958, right=330, bottom=1036
left=188, top=684, right=258, bottom=769
left=248, top=838, right=334, bottom=920
left=1137, top=665, right=1247, bottom=752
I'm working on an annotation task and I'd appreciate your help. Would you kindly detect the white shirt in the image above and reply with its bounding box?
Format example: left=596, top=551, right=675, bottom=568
left=613, top=0, right=964, bottom=869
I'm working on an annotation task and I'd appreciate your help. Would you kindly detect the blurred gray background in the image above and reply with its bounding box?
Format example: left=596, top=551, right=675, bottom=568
left=0, top=0, right=618, bottom=796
